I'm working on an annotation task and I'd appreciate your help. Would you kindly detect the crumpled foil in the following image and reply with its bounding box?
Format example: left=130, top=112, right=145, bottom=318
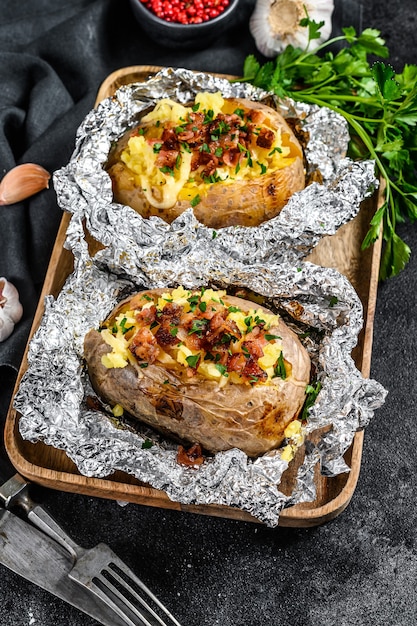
left=15, top=68, right=387, bottom=526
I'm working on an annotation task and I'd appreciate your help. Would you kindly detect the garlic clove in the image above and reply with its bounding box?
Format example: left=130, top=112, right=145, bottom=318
left=250, top=0, right=334, bottom=58
left=0, top=163, right=51, bottom=206
left=0, top=277, right=23, bottom=342
left=0, top=315, right=15, bottom=344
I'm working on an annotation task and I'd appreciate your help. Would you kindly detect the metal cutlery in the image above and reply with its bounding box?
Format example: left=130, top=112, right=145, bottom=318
left=0, top=506, right=134, bottom=626
left=0, top=469, right=182, bottom=626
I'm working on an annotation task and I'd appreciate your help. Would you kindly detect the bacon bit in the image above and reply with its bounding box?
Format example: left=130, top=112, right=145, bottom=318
left=247, top=109, right=267, bottom=125
left=159, top=302, right=182, bottom=325
left=210, top=344, right=230, bottom=366
left=222, top=147, right=241, bottom=168
left=184, top=331, right=206, bottom=351
left=129, top=327, right=160, bottom=363
left=256, top=128, right=275, bottom=149
left=135, top=304, right=157, bottom=327
left=227, top=352, right=247, bottom=374
left=160, top=128, right=180, bottom=151
left=154, top=303, right=183, bottom=346
left=156, top=149, right=179, bottom=170
left=242, top=357, right=268, bottom=383
left=155, top=324, right=178, bottom=347
left=177, top=443, right=204, bottom=467
left=242, top=340, right=264, bottom=360
left=85, top=395, right=104, bottom=411
left=205, top=311, right=239, bottom=344
left=197, top=151, right=219, bottom=178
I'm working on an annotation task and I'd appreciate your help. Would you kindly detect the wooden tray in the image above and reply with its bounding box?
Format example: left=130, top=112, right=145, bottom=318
left=4, top=66, right=383, bottom=527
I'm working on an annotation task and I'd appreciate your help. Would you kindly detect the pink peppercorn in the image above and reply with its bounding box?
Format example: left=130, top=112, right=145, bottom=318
left=140, top=0, right=230, bottom=23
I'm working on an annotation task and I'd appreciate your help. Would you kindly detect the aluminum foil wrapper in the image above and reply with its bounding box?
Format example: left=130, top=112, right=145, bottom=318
left=15, top=68, right=387, bottom=527
left=53, top=67, right=378, bottom=267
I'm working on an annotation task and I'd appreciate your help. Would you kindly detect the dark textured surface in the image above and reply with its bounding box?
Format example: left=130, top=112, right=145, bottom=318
left=1, top=1, right=417, bottom=625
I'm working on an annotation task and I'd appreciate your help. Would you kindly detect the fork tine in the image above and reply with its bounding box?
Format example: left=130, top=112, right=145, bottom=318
left=92, top=566, right=171, bottom=626
left=90, top=562, right=180, bottom=626
left=107, top=561, right=182, bottom=626
left=73, top=575, right=140, bottom=626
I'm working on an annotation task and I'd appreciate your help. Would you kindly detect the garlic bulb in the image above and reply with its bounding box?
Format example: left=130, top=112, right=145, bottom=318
left=250, top=0, right=334, bottom=58
left=0, top=163, right=50, bottom=206
left=0, top=278, right=23, bottom=342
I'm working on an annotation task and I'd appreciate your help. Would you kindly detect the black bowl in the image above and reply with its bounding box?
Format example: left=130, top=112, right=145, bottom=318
left=128, top=0, right=241, bottom=50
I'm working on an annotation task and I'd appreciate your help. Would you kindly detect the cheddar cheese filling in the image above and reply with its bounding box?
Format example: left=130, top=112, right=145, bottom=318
left=100, top=286, right=291, bottom=388
left=119, top=92, right=297, bottom=210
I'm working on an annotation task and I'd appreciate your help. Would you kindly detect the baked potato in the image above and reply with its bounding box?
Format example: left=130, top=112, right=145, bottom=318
left=84, top=286, right=311, bottom=457
left=106, top=92, right=305, bottom=228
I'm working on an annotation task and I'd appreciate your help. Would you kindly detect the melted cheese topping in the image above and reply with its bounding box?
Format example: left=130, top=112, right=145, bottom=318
left=99, top=286, right=289, bottom=388
left=119, top=92, right=295, bottom=210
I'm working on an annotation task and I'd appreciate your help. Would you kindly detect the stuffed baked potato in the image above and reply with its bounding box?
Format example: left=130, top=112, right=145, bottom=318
left=106, top=92, right=305, bottom=228
left=84, top=286, right=311, bottom=457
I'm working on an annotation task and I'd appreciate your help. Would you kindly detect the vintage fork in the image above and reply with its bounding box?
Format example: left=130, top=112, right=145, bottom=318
left=0, top=472, right=182, bottom=626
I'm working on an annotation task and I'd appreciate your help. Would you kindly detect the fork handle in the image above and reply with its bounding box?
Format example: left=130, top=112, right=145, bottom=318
left=0, top=473, right=81, bottom=562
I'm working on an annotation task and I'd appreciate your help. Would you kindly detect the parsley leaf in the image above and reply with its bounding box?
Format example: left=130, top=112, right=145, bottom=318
left=185, top=354, right=200, bottom=369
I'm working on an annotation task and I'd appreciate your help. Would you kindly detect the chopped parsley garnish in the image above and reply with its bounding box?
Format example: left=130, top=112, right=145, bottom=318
left=203, top=109, right=215, bottom=124
left=187, top=294, right=200, bottom=311
left=186, top=354, right=200, bottom=368
left=119, top=317, right=134, bottom=335
left=191, top=194, right=201, bottom=207
left=265, top=333, right=282, bottom=341
left=215, top=363, right=228, bottom=376
left=188, top=319, right=209, bottom=335
left=159, top=165, right=174, bottom=176
left=273, top=351, right=287, bottom=379
left=268, top=146, right=283, bottom=156
left=203, top=172, right=223, bottom=184
left=301, top=381, right=322, bottom=422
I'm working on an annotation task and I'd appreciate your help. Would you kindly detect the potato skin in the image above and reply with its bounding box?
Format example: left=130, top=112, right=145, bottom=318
left=106, top=97, right=305, bottom=228
left=84, top=291, right=311, bottom=457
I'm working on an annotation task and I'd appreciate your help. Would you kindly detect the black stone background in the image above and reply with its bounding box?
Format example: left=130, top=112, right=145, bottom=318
left=1, top=1, right=416, bottom=624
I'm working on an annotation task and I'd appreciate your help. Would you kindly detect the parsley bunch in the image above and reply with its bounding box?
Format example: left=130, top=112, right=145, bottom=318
left=242, top=22, right=417, bottom=279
